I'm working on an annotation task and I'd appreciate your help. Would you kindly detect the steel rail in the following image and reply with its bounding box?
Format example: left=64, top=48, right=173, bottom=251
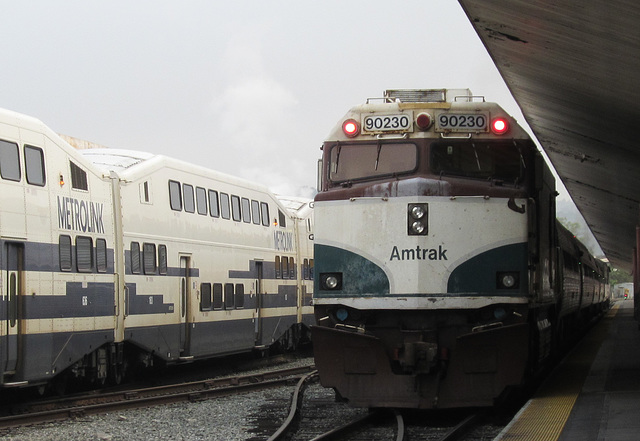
left=438, top=413, right=482, bottom=441
left=306, top=410, right=384, bottom=441
left=0, top=365, right=315, bottom=430
left=266, top=370, right=318, bottom=441
left=394, top=410, right=405, bottom=441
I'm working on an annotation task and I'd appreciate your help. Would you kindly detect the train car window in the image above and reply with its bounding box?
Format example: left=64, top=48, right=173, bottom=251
left=24, top=145, right=45, bottom=186
left=235, top=284, right=244, bottom=308
left=59, top=235, right=72, bottom=271
left=168, top=180, right=182, bottom=211
left=8, top=272, right=17, bottom=327
left=200, top=283, right=212, bottom=311
left=309, top=259, right=314, bottom=279
left=303, top=258, right=309, bottom=280
left=329, top=142, right=417, bottom=183
left=220, top=193, right=231, bottom=219
left=131, top=242, right=141, bottom=274
left=430, top=141, right=524, bottom=183
left=282, top=256, right=289, bottom=279
left=260, top=202, right=270, bottom=226
left=96, top=238, right=107, bottom=273
left=278, top=209, right=286, bottom=228
left=0, top=139, right=21, bottom=181
left=251, top=200, right=261, bottom=225
left=140, top=181, right=151, bottom=203
left=275, top=256, right=281, bottom=278
left=241, top=198, right=251, bottom=223
left=143, top=243, right=157, bottom=274
left=231, top=195, right=241, bottom=222
left=183, top=184, right=195, bottom=213
left=158, top=244, right=167, bottom=275
left=70, top=161, right=88, bottom=190
left=76, top=236, right=93, bottom=272
left=196, top=187, right=207, bottom=215
left=224, top=283, right=234, bottom=309
left=289, top=257, right=295, bottom=279
left=213, top=283, right=223, bottom=309
left=208, top=190, right=220, bottom=217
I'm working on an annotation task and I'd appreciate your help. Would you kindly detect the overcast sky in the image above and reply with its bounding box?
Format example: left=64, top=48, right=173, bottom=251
left=1, top=0, right=529, bottom=197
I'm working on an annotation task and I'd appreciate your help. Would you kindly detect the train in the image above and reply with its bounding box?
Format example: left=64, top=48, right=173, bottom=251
left=0, top=107, right=314, bottom=393
left=311, top=89, right=610, bottom=409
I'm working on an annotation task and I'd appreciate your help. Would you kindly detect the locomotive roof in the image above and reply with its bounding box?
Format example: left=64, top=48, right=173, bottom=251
left=82, top=148, right=274, bottom=192
left=80, top=148, right=155, bottom=172
left=80, top=148, right=311, bottom=216
left=0, top=108, right=310, bottom=218
left=277, top=196, right=313, bottom=219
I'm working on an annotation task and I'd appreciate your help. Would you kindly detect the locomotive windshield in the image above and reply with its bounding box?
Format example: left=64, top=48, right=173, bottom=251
left=430, top=141, right=525, bottom=183
left=329, top=142, right=417, bottom=183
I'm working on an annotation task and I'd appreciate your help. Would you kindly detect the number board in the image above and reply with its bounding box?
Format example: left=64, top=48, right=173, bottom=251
left=436, top=113, right=488, bottom=132
left=363, top=113, right=413, bottom=132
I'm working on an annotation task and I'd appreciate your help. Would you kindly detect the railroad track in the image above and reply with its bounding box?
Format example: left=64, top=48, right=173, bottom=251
left=266, top=376, right=487, bottom=441
left=0, top=365, right=315, bottom=430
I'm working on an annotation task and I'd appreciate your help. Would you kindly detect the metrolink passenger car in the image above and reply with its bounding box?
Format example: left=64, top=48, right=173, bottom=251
left=311, top=89, right=609, bottom=409
left=0, top=108, right=313, bottom=391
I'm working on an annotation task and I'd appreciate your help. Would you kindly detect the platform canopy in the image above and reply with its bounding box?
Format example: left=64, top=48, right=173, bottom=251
left=458, top=0, right=640, bottom=272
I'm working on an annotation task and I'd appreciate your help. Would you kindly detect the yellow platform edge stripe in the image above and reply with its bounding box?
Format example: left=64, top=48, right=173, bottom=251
left=494, top=304, right=619, bottom=441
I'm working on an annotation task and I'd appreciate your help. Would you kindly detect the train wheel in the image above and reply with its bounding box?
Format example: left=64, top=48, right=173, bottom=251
left=109, top=358, right=127, bottom=385
left=36, top=383, right=47, bottom=397
left=52, top=374, right=68, bottom=396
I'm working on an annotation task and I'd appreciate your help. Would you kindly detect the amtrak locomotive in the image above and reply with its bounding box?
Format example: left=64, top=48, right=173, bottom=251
left=0, top=108, right=313, bottom=392
left=311, top=89, right=609, bottom=409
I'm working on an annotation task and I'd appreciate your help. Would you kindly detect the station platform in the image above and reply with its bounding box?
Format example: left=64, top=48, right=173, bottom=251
left=495, top=300, right=640, bottom=440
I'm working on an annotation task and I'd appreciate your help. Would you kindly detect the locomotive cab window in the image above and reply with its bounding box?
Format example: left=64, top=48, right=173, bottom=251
left=169, top=180, right=182, bottom=211
left=329, top=142, right=417, bottom=183
left=430, top=141, right=525, bottom=183
left=70, top=161, right=88, bottom=190
left=278, top=209, right=286, bottom=228
left=0, top=139, right=21, bottom=181
left=25, top=145, right=45, bottom=186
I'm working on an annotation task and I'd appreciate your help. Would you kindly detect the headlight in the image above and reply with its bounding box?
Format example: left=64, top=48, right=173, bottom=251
left=411, top=220, right=426, bottom=234
left=493, top=307, right=507, bottom=320
left=410, top=205, right=426, bottom=219
left=407, top=203, right=428, bottom=236
left=502, top=275, right=516, bottom=288
left=497, top=272, right=519, bottom=289
left=325, top=276, right=339, bottom=289
left=335, top=308, right=349, bottom=322
left=320, top=273, right=342, bottom=290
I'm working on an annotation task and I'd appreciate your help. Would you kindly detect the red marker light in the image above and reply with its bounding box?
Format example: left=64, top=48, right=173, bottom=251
left=491, top=117, right=509, bottom=135
left=415, top=112, right=432, bottom=130
left=342, top=119, right=359, bottom=137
